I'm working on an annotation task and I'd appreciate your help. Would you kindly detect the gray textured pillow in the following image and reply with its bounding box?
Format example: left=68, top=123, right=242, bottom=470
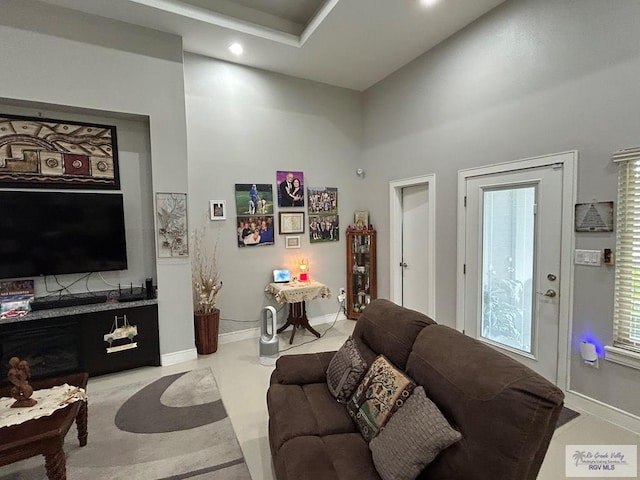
left=326, top=336, right=367, bottom=403
left=369, top=386, right=462, bottom=480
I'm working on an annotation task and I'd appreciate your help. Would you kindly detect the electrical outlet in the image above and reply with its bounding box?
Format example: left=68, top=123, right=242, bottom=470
left=338, top=287, right=346, bottom=303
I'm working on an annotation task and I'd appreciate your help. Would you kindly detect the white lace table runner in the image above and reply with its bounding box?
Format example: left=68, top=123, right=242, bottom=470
left=0, top=384, right=87, bottom=428
left=265, top=281, right=331, bottom=304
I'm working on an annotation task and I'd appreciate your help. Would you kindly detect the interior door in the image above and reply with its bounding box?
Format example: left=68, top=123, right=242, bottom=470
left=463, top=164, right=562, bottom=382
left=401, top=184, right=430, bottom=313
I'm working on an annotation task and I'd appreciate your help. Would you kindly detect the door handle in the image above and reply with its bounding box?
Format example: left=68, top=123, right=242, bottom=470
left=399, top=262, right=408, bottom=268
left=537, top=289, right=557, bottom=298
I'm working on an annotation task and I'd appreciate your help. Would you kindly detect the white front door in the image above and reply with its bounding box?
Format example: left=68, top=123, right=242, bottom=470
left=462, top=163, right=563, bottom=382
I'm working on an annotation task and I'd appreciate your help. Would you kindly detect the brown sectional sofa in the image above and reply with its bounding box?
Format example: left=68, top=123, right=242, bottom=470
left=267, top=299, right=564, bottom=480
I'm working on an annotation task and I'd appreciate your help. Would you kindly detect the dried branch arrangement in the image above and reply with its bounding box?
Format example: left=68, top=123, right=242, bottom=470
left=191, top=218, right=222, bottom=314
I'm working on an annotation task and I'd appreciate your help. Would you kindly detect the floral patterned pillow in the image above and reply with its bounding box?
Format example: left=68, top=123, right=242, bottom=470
left=347, top=355, right=416, bottom=442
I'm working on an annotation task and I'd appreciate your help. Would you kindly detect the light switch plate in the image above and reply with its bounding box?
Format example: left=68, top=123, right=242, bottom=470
left=575, top=249, right=602, bottom=266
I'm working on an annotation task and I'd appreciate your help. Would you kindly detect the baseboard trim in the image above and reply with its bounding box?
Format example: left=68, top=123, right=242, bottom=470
left=565, top=389, right=640, bottom=435
left=161, top=348, right=197, bottom=366
left=219, top=311, right=347, bottom=345
left=219, top=327, right=261, bottom=345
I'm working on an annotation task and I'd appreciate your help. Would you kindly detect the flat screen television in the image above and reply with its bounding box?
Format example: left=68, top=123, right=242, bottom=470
left=0, top=191, right=128, bottom=279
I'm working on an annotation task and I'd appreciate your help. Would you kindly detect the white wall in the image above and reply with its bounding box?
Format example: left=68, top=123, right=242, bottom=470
left=362, top=0, right=640, bottom=416
left=184, top=54, right=362, bottom=332
left=0, top=0, right=193, bottom=358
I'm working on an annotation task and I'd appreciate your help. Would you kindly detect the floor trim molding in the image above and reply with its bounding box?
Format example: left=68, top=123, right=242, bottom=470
left=565, top=389, right=640, bottom=435
left=161, top=348, right=198, bottom=366
left=219, top=312, right=348, bottom=345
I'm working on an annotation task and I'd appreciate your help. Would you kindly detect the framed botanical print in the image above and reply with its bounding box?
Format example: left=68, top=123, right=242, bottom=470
left=156, top=192, right=188, bottom=258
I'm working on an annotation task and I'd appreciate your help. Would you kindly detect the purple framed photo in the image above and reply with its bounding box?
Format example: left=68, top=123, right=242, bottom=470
left=277, top=170, right=304, bottom=208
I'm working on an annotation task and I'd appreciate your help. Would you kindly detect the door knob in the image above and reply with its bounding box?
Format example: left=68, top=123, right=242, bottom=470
left=399, top=262, right=408, bottom=268
left=537, top=289, right=557, bottom=298
left=547, top=273, right=557, bottom=281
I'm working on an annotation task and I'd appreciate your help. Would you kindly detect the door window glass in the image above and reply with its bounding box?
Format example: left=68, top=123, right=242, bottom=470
left=481, top=186, right=535, bottom=353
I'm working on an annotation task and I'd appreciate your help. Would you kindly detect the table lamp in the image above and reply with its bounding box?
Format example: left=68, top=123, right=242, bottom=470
left=299, top=259, right=309, bottom=282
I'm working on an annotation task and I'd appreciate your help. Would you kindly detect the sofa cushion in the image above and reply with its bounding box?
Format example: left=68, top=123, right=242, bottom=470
left=370, top=386, right=462, bottom=480
left=327, top=336, right=368, bottom=403
left=267, top=382, right=357, bottom=453
left=270, top=351, right=336, bottom=385
left=347, top=355, right=416, bottom=442
left=405, top=325, right=564, bottom=480
left=274, top=434, right=381, bottom=480
left=353, top=299, right=435, bottom=370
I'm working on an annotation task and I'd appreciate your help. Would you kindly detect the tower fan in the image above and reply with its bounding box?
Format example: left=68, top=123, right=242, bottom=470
left=259, top=306, right=279, bottom=365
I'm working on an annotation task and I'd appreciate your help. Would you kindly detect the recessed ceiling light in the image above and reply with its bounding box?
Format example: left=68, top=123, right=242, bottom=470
left=420, top=0, right=440, bottom=7
left=229, top=43, right=244, bottom=55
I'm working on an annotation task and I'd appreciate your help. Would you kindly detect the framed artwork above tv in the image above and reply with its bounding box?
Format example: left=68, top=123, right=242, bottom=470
left=0, top=113, right=120, bottom=190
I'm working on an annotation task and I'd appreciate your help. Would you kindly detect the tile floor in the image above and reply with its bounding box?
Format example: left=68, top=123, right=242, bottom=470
left=85, top=318, right=639, bottom=480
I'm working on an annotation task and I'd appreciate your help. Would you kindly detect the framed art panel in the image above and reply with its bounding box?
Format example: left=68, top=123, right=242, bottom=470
left=0, top=113, right=119, bottom=189
left=279, top=211, right=305, bottom=234
left=156, top=192, right=189, bottom=258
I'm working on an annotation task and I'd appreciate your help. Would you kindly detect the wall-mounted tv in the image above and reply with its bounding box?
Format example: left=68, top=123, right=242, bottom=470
left=0, top=191, right=128, bottom=279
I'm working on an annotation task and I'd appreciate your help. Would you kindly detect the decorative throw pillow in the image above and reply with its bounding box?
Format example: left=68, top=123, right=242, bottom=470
left=347, top=355, right=416, bottom=442
left=326, top=336, right=367, bottom=403
left=369, top=386, right=462, bottom=480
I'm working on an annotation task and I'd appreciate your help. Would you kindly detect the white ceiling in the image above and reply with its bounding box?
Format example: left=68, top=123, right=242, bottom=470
left=37, top=0, right=507, bottom=91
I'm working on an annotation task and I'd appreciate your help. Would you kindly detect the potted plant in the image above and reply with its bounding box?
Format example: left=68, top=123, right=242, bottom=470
left=191, top=221, right=222, bottom=354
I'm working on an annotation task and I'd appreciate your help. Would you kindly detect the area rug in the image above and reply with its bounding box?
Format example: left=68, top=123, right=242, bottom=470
left=556, top=406, right=580, bottom=429
left=0, top=368, right=252, bottom=480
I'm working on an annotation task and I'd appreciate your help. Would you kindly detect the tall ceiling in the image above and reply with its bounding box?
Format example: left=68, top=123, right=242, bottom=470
left=37, top=0, right=507, bottom=91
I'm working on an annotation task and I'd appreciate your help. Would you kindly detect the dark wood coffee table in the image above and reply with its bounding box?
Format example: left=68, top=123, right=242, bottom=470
left=0, top=372, right=88, bottom=480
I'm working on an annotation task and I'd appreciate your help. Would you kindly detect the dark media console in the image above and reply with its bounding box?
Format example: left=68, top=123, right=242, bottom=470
left=0, top=299, right=160, bottom=381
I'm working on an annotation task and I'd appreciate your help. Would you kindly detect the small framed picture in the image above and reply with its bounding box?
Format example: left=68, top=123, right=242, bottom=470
left=575, top=201, right=614, bottom=232
left=285, top=235, right=301, bottom=249
left=209, top=200, right=226, bottom=220
left=279, top=211, right=305, bottom=234
left=354, top=210, right=369, bottom=229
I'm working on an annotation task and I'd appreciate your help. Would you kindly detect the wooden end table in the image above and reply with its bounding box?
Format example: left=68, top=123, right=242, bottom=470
left=0, top=372, right=88, bottom=480
left=265, top=281, right=331, bottom=344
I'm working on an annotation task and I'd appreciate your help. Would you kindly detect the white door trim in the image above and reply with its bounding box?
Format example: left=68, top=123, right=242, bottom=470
left=389, top=174, right=436, bottom=317
left=456, top=151, right=577, bottom=389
